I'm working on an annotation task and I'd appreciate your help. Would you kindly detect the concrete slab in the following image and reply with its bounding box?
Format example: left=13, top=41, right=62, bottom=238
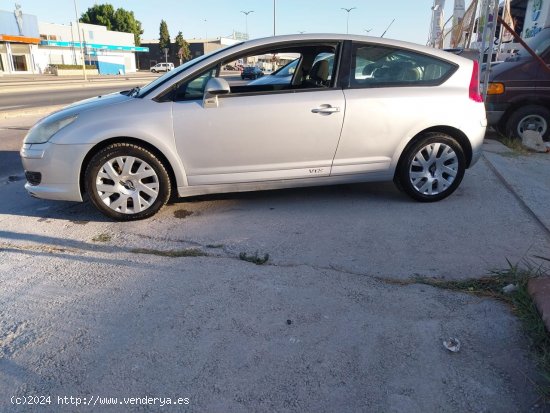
left=0, top=116, right=548, bottom=410
left=483, top=139, right=550, bottom=244
left=0, top=245, right=543, bottom=412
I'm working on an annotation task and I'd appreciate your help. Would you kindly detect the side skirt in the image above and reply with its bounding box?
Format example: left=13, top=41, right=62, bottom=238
left=177, top=171, right=394, bottom=198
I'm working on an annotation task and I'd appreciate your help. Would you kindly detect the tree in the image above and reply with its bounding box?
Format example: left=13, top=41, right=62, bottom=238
left=80, top=4, right=114, bottom=30
left=175, top=31, right=191, bottom=64
left=159, top=20, right=170, bottom=53
left=80, top=4, right=144, bottom=46
left=113, top=9, right=143, bottom=46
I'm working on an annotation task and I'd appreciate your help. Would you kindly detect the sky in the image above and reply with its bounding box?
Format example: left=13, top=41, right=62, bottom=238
left=10, top=0, right=471, bottom=46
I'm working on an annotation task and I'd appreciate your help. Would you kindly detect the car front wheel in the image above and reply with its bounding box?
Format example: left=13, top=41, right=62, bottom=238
left=505, top=105, right=550, bottom=141
left=84, top=143, right=171, bottom=221
left=395, top=133, right=465, bottom=202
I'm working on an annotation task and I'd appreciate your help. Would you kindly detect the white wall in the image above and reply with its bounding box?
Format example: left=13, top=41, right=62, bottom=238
left=36, top=21, right=138, bottom=73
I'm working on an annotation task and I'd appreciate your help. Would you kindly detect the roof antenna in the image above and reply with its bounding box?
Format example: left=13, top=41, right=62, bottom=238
left=381, top=18, right=395, bottom=38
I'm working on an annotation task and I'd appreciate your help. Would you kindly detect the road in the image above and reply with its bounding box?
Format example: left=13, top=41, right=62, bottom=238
left=0, top=74, right=247, bottom=112
left=0, top=116, right=40, bottom=180
left=0, top=85, right=140, bottom=111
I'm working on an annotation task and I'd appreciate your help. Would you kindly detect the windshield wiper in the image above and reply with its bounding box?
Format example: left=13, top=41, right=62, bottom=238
left=128, top=86, right=141, bottom=97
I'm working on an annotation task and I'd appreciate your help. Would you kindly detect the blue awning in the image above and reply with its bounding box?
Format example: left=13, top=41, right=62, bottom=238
left=40, top=40, right=149, bottom=52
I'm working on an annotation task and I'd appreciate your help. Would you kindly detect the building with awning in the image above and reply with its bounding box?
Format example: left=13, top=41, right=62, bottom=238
left=37, top=22, right=148, bottom=75
left=0, top=6, right=40, bottom=73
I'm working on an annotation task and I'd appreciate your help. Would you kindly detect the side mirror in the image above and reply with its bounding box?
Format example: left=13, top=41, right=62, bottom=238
left=203, top=77, right=230, bottom=108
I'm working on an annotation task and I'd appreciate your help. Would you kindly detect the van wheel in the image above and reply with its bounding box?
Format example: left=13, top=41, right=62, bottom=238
left=395, top=133, right=465, bottom=202
left=505, top=105, right=550, bottom=141
left=85, top=143, right=171, bottom=221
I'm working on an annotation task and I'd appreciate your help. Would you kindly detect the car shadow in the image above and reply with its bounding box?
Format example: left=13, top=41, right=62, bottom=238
left=0, top=179, right=406, bottom=221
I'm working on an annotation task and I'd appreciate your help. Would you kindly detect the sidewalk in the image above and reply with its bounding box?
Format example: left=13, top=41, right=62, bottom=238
left=483, top=133, right=550, bottom=331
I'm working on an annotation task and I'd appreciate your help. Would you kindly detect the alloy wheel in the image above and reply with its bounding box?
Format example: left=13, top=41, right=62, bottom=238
left=409, top=142, right=458, bottom=196
left=95, top=156, right=159, bottom=214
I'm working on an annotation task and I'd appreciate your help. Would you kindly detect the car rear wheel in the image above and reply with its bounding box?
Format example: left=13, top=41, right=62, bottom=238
left=395, top=133, right=465, bottom=202
left=84, top=143, right=171, bottom=221
left=505, top=105, right=550, bottom=141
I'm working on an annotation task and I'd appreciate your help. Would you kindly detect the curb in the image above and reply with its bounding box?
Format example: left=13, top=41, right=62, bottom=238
left=527, top=277, right=550, bottom=333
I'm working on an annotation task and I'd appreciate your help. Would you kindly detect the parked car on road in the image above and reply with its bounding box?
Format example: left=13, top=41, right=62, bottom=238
left=150, top=62, right=174, bottom=73
left=241, top=66, right=264, bottom=80
left=485, top=27, right=550, bottom=140
left=21, top=34, right=486, bottom=220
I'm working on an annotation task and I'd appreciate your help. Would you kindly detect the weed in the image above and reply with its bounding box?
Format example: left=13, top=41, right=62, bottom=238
left=130, top=248, right=208, bottom=257
left=206, top=244, right=225, bottom=249
left=495, top=133, right=531, bottom=155
left=92, top=233, right=111, bottom=242
left=239, top=251, right=269, bottom=265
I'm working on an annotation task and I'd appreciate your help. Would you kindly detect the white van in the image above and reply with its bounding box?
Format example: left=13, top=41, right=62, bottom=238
left=150, top=62, right=174, bottom=73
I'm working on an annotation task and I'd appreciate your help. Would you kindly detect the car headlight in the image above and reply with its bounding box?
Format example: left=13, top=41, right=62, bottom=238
left=24, top=115, right=78, bottom=144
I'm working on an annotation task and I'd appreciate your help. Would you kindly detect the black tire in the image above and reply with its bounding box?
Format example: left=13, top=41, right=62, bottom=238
left=394, top=133, right=466, bottom=202
left=152, top=69, right=157, bottom=73
left=505, top=105, right=550, bottom=141
left=84, top=143, right=171, bottom=221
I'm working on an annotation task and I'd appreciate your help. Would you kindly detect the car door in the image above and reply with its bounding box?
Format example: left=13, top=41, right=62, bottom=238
left=332, top=42, right=458, bottom=176
left=171, top=45, right=345, bottom=185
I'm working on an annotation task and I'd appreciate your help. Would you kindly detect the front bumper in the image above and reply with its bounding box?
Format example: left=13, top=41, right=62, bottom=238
left=486, top=110, right=505, bottom=126
left=20, top=142, right=94, bottom=202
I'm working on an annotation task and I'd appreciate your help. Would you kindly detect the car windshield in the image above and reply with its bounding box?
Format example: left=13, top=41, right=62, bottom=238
left=271, top=59, right=298, bottom=77
left=137, top=43, right=242, bottom=97
left=524, top=28, right=550, bottom=55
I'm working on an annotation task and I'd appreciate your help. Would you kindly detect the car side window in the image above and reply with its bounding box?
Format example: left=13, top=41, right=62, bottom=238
left=350, top=43, right=455, bottom=88
left=173, top=68, right=217, bottom=101
left=217, top=43, right=339, bottom=95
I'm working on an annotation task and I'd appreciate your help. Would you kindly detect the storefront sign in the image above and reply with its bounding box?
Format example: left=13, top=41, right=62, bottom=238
left=523, top=0, right=549, bottom=38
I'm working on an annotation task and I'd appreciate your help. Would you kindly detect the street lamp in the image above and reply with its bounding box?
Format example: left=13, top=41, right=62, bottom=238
left=341, top=7, right=356, bottom=35
left=204, top=19, right=207, bottom=50
left=240, top=10, right=254, bottom=40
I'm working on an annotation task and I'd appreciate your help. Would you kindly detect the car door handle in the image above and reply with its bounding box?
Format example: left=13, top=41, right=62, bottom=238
left=311, top=105, right=340, bottom=114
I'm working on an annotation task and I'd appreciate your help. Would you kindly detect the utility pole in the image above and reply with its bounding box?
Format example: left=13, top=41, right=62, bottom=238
left=73, top=0, right=87, bottom=81
left=273, top=0, right=276, bottom=36
left=341, top=7, right=357, bottom=34
left=241, top=10, right=254, bottom=40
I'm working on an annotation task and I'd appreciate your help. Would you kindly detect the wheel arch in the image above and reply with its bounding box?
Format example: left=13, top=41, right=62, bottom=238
left=79, top=137, right=179, bottom=199
left=499, top=98, right=550, bottom=130
left=394, top=126, right=473, bottom=179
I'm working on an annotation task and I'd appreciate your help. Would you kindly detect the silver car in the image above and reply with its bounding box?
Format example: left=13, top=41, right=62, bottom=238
left=21, top=34, right=486, bottom=220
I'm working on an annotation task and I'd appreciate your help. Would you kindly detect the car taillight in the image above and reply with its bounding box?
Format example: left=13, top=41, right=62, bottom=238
left=469, top=60, right=483, bottom=102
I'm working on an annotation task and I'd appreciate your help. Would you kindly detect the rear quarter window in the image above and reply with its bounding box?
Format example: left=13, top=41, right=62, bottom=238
left=350, top=43, right=456, bottom=88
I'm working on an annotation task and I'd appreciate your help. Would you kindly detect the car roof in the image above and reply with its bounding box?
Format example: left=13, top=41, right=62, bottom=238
left=236, top=34, right=469, bottom=65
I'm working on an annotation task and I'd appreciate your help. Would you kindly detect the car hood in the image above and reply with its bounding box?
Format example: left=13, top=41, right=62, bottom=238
left=63, top=91, right=132, bottom=111
left=487, top=58, right=529, bottom=81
